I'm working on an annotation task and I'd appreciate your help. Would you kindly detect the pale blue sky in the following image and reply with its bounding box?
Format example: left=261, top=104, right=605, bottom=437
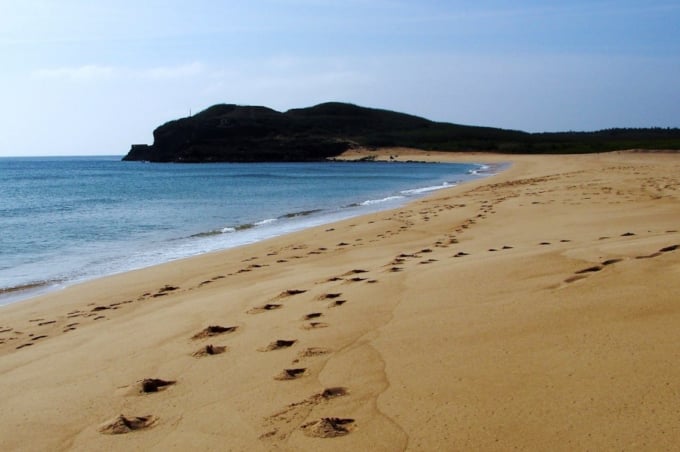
left=1, top=0, right=679, bottom=156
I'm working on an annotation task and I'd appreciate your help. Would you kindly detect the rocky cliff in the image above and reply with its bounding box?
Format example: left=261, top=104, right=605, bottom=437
left=122, top=102, right=526, bottom=162
left=123, top=102, right=680, bottom=162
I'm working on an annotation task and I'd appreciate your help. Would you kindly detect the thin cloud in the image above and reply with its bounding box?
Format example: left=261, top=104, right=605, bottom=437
left=31, top=62, right=205, bottom=81
left=32, top=65, right=117, bottom=81
left=139, top=62, right=205, bottom=79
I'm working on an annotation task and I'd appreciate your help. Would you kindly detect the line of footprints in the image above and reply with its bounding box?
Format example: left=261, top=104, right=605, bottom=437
left=563, top=235, right=679, bottom=285
left=98, top=269, right=382, bottom=440
left=5, top=209, right=677, bottom=439
left=1, top=198, right=493, bottom=351
left=98, top=229, right=680, bottom=439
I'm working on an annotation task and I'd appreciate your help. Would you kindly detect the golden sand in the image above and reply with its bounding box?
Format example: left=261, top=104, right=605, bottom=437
left=0, top=150, right=678, bottom=451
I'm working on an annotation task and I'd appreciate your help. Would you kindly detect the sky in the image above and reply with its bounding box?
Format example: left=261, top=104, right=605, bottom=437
left=1, top=0, right=679, bottom=156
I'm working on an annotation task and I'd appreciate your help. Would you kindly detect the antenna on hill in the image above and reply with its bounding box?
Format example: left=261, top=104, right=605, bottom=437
left=189, top=108, right=192, bottom=117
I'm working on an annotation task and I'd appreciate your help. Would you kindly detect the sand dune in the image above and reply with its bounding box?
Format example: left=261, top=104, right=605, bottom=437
left=1, top=150, right=679, bottom=451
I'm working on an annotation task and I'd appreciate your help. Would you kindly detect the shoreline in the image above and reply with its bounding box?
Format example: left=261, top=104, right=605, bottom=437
left=0, top=157, right=496, bottom=306
left=1, top=149, right=679, bottom=451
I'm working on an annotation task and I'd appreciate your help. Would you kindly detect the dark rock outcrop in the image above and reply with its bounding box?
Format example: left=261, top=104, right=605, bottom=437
left=122, top=102, right=526, bottom=162
left=123, top=102, right=680, bottom=162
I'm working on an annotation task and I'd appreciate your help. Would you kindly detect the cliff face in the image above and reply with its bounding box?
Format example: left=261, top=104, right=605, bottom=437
left=124, top=104, right=342, bottom=162
left=122, top=102, right=525, bottom=162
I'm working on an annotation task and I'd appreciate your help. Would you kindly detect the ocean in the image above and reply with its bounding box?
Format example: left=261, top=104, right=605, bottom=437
left=0, top=156, right=491, bottom=304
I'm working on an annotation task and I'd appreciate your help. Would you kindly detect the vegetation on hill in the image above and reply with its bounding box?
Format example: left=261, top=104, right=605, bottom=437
left=122, top=102, right=680, bottom=162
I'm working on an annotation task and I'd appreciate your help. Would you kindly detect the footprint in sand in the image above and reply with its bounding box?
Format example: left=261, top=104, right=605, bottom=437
left=318, top=387, right=348, bottom=399
left=153, top=285, right=179, bottom=297
left=276, top=289, right=307, bottom=298
left=247, top=303, right=283, bottom=314
left=63, top=322, right=79, bottom=332
left=303, top=312, right=323, bottom=320
left=191, top=325, right=238, bottom=340
left=300, top=417, right=355, bottom=438
left=261, top=387, right=349, bottom=441
left=294, top=347, right=331, bottom=362
left=636, top=252, right=662, bottom=259
left=108, top=301, right=128, bottom=308
left=193, top=344, right=227, bottom=357
left=398, top=253, right=418, bottom=259
left=636, top=244, right=679, bottom=259
left=274, top=368, right=308, bottom=380
left=259, top=339, right=297, bottom=352
left=140, top=378, right=176, bottom=393
left=158, top=284, right=179, bottom=293
left=317, top=293, right=342, bottom=301
left=302, top=322, right=329, bottom=330
left=343, top=269, right=368, bottom=275
left=328, top=299, right=347, bottom=308
left=564, top=265, right=604, bottom=284
left=99, top=415, right=158, bottom=435
left=574, top=265, right=603, bottom=274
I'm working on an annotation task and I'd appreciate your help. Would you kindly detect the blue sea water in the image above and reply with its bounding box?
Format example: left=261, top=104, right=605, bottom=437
left=0, top=156, right=490, bottom=304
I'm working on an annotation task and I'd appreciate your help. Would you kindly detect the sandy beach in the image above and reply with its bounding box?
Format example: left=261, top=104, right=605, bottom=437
left=1, top=150, right=679, bottom=451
